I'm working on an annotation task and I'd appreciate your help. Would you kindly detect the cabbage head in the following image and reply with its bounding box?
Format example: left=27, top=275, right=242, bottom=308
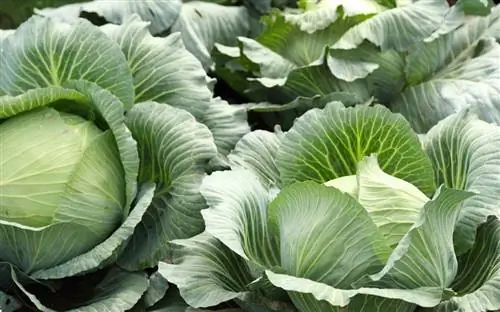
left=162, top=103, right=500, bottom=312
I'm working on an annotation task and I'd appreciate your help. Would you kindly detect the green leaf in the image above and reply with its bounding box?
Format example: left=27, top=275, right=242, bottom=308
left=200, top=169, right=280, bottom=268
left=430, top=216, right=500, bottom=312
left=0, top=16, right=134, bottom=109
left=200, top=98, right=250, bottom=163
left=268, top=182, right=390, bottom=286
left=159, top=232, right=254, bottom=308
left=333, top=0, right=451, bottom=51
left=0, top=220, right=95, bottom=274
left=117, top=102, right=217, bottom=270
left=171, top=2, right=257, bottom=69
left=391, top=7, right=500, bottom=132
left=35, top=0, right=182, bottom=35
left=12, top=268, right=149, bottom=312
left=326, top=155, right=430, bottom=248
left=362, top=187, right=475, bottom=305
left=228, top=130, right=283, bottom=186
left=276, top=102, right=436, bottom=195
left=143, top=271, right=169, bottom=308
left=30, top=183, right=154, bottom=279
left=423, top=111, right=500, bottom=254
left=266, top=271, right=440, bottom=311
left=100, top=15, right=213, bottom=119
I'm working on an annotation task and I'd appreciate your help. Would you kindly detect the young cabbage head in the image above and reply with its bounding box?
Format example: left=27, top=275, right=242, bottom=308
left=0, top=107, right=125, bottom=272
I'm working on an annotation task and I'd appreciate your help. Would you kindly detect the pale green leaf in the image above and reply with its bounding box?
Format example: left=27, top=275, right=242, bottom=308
left=268, top=182, right=390, bottom=286
left=423, top=111, right=500, bottom=254
left=429, top=216, right=500, bottom=312
left=363, top=187, right=475, bottom=305
left=228, top=130, right=283, bottom=186
left=200, top=98, right=250, bottom=162
left=333, top=0, right=450, bottom=51
left=159, top=233, right=254, bottom=308
left=143, top=271, right=169, bottom=308
left=266, top=271, right=442, bottom=310
left=100, top=15, right=212, bottom=119
left=171, top=2, right=257, bottom=69
left=0, top=16, right=134, bottom=108
left=200, top=169, right=280, bottom=268
left=214, top=9, right=374, bottom=103
left=356, top=155, right=430, bottom=247
left=118, top=102, right=217, bottom=270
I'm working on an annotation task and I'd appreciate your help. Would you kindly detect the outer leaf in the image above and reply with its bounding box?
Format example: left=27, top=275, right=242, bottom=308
left=100, top=16, right=247, bottom=159
left=333, top=0, right=451, bottom=51
left=0, top=16, right=134, bottom=108
left=268, top=182, right=390, bottom=286
left=430, top=216, right=500, bottom=312
left=363, top=188, right=475, bottom=305
left=142, top=272, right=169, bottom=308
left=200, top=169, right=280, bottom=268
left=30, top=183, right=154, bottom=279
left=100, top=15, right=212, bottom=119
left=423, top=111, right=500, bottom=254
left=12, top=268, right=149, bottom=312
left=171, top=2, right=257, bottom=69
left=228, top=130, right=283, bottom=186
left=392, top=7, right=500, bottom=132
left=200, top=98, right=250, bottom=162
left=276, top=102, right=436, bottom=195
left=35, top=0, right=182, bottom=35
left=266, top=271, right=440, bottom=310
left=118, top=102, right=217, bottom=270
left=159, top=233, right=254, bottom=308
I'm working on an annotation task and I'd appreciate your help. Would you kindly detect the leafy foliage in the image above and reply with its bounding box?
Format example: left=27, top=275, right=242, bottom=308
left=1, top=0, right=499, bottom=311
